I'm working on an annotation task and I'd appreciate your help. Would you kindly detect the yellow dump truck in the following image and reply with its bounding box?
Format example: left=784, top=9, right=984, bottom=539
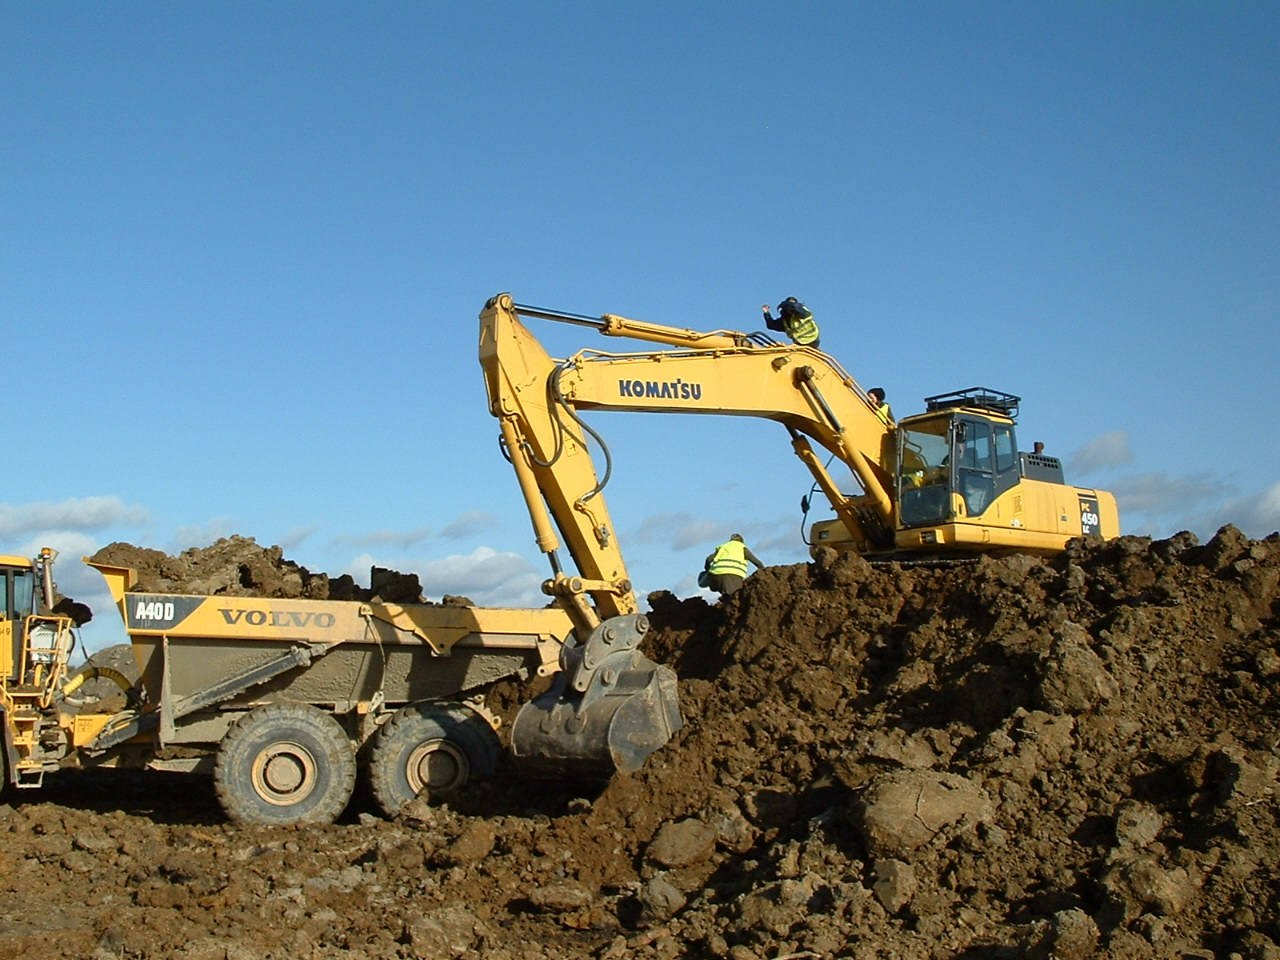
left=0, top=550, right=593, bottom=825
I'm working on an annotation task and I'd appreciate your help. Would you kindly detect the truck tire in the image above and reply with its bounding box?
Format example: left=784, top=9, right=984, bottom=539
left=368, top=702, right=500, bottom=817
left=214, top=702, right=356, bottom=825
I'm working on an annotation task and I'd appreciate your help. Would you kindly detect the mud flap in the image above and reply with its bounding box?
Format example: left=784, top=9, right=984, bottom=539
left=509, top=614, right=682, bottom=777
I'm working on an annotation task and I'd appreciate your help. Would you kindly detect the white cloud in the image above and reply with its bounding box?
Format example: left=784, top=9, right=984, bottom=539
left=631, top=512, right=722, bottom=550
left=1068, top=431, right=1134, bottom=475
left=332, top=527, right=432, bottom=549
left=1108, top=472, right=1220, bottom=515
left=172, top=519, right=238, bottom=551
left=343, top=546, right=546, bottom=607
left=1208, top=482, right=1280, bottom=538
left=1101, top=475, right=1280, bottom=543
left=278, top=526, right=317, bottom=550
left=629, top=511, right=805, bottom=566
left=439, top=511, right=499, bottom=539
left=0, top=497, right=148, bottom=538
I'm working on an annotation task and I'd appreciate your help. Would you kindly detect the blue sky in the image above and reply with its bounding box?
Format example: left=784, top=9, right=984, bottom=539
left=4, top=2, right=1278, bottom=652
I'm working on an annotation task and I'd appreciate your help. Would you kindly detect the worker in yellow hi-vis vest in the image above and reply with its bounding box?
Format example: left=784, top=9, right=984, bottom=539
left=761, top=297, right=820, bottom=348
left=701, top=533, right=764, bottom=599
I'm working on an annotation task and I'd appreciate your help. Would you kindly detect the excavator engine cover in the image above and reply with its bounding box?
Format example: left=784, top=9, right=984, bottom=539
left=509, top=614, right=682, bottom=777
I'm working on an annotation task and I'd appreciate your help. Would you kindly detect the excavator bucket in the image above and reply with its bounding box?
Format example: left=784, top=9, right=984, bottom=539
left=509, top=615, right=682, bottom=777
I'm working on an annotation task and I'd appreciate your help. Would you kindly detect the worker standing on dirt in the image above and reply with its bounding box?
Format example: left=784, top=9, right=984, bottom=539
left=762, top=297, right=820, bottom=348
left=702, top=534, right=764, bottom=598
left=868, top=387, right=893, bottom=425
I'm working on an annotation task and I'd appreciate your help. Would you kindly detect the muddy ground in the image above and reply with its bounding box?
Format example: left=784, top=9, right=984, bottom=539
left=2, top=529, right=1277, bottom=960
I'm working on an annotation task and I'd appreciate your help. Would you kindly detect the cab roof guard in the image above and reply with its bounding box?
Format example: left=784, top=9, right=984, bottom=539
left=924, top=387, right=1021, bottom=419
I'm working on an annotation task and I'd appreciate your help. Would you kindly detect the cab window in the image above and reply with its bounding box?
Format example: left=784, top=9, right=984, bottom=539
left=994, top=424, right=1016, bottom=474
left=897, top=421, right=951, bottom=526
left=12, top=568, right=33, bottom=618
left=957, top=420, right=994, bottom=516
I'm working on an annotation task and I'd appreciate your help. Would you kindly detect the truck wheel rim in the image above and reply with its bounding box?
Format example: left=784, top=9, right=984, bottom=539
left=252, top=741, right=317, bottom=805
left=406, top=739, right=467, bottom=793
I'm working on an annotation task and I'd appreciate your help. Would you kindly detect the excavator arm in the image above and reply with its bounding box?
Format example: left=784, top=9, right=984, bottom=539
left=481, top=294, right=901, bottom=561
left=480, top=294, right=692, bottom=776
left=479, top=296, right=637, bottom=633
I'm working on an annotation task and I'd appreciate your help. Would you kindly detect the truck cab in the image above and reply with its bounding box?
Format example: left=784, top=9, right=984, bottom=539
left=0, top=554, right=39, bottom=687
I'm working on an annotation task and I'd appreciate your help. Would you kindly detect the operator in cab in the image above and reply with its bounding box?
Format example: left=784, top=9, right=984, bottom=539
left=762, top=297, right=820, bottom=348
left=702, top=534, right=764, bottom=599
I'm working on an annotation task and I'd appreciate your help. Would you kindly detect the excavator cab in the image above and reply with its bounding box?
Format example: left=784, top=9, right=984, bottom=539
left=897, top=390, right=1023, bottom=527
left=882, top=388, right=1118, bottom=553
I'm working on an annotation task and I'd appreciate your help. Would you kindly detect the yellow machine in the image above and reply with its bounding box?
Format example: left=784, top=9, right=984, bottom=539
left=0, top=549, right=79, bottom=787
left=479, top=292, right=1120, bottom=770
left=1, top=547, right=593, bottom=824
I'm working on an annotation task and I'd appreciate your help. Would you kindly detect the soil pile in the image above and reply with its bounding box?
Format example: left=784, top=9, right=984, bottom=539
left=2, top=527, right=1277, bottom=960
left=90, top=536, right=467, bottom=605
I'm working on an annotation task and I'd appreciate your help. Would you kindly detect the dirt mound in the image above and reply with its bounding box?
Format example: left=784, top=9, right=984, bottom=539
left=2, top=527, right=1277, bottom=959
left=90, top=535, right=468, bottom=605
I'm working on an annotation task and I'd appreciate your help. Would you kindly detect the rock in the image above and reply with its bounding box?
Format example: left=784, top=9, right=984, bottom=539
left=647, top=818, right=718, bottom=868
left=1256, top=648, right=1280, bottom=678
left=1103, top=855, right=1198, bottom=918
left=862, top=728, right=940, bottom=769
left=1200, top=525, right=1249, bottom=572
left=406, top=904, right=487, bottom=959
left=1025, top=908, right=1101, bottom=960
left=1208, top=745, right=1279, bottom=808
left=871, top=859, right=916, bottom=913
left=528, top=882, right=593, bottom=914
left=855, top=770, right=993, bottom=859
left=1037, top=622, right=1120, bottom=715
left=1115, top=800, right=1163, bottom=849
left=72, top=829, right=121, bottom=855
left=733, top=885, right=797, bottom=938
left=434, top=820, right=496, bottom=865
left=638, top=875, right=687, bottom=921
left=708, top=799, right=757, bottom=854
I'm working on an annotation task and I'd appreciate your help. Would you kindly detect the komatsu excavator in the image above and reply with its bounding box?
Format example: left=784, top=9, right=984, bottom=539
left=479, top=292, right=1119, bottom=774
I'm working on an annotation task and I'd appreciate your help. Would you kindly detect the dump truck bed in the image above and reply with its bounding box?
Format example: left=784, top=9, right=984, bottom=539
left=89, top=561, right=572, bottom=748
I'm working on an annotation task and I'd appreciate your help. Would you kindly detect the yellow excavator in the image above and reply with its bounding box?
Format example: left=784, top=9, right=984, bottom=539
left=479, top=292, right=1119, bottom=773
